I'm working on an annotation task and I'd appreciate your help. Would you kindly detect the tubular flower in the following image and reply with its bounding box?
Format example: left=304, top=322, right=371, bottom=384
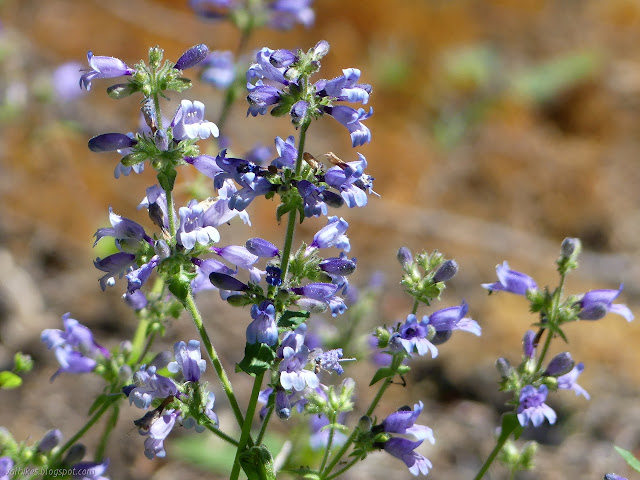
left=577, top=284, right=634, bottom=322
left=79, top=51, right=134, bottom=91
left=482, top=261, right=538, bottom=296
left=168, top=340, right=206, bottom=382
left=171, top=99, right=219, bottom=141
left=517, top=385, right=556, bottom=427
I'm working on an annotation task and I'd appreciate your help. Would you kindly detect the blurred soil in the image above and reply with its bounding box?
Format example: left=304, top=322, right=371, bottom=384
left=1, top=0, right=640, bottom=478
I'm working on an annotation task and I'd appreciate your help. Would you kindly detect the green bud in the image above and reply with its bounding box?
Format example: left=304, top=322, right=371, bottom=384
left=226, top=294, right=253, bottom=307
left=149, top=46, right=164, bottom=68
left=374, top=327, right=390, bottom=348
left=520, top=442, right=537, bottom=470
left=357, top=415, right=372, bottom=433
left=270, top=102, right=293, bottom=118
left=14, top=352, right=33, bottom=373
left=121, top=151, right=147, bottom=167
left=107, top=83, right=135, bottom=99
left=33, top=453, right=48, bottom=466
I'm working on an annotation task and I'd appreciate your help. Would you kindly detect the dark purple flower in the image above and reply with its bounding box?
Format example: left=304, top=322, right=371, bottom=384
left=94, top=252, right=137, bottom=290
left=544, top=352, right=574, bottom=377
left=433, top=260, right=458, bottom=283
left=517, top=385, right=556, bottom=427
left=79, top=51, right=134, bottom=91
left=138, top=185, right=169, bottom=230
left=209, top=272, right=248, bottom=291
left=382, top=437, right=432, bottom=476
left=245, top=238, right=279, bottom=258
left=482, top=261, right=538, bottom=296
left=88, top=133, right=137, bottom=152
left=266, top=265, right=283, bottom=287
left=201, top=50, right=235, bottom=88
left=247, top=81, right=282, bottom=117
left=604, top=474, right=628, bottom=480
left=319, top=256, right=357, bottom=276
left=291, top=100, right=308, bottom=125
left=174, top=44, right=209, bottom=70
left=126, top=255, right=160, bottom=293
left=578, top=285, right=633, bottom=322
left=246, top=301, right=278, bottom=346
left=557, top=362, right=589, bottom=399
left=168, top=340, right=206, bottom=382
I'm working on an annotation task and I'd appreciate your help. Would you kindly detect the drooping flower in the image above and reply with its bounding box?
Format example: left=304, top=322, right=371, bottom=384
left=517, top=385, right=556, bottom=427
left=88, top=132, right=138, bottom=152
left=171, top=99, right=219, bottom=141
left=94, top=207, right=152, bottom=252
left=323, top=105, right=372, bottom=147
left=427, top=301, right=481, bottom=343
left=482, top=261, right=538, bottom=296
left=381, top=402, right=435, bottom=443
left=382, top=437, right=432, bottom=476
left=246, top=301, right=278, bottom=346
left=557, top=362, right=590, bottom=399
left=245, top=238, right=279, bottom=258
left=79, top=51, right=134, bottom=91
left=168, top=340, right=206, bottom=382
left=127, top=365, right=178, bottom=410
left=41, top=313, right=109, bottom=380
left=577, top=285, right=634, bottom=322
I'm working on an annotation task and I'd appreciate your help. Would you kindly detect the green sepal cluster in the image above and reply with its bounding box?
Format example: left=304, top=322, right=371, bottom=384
left=399, top=249, right=454, bottom=306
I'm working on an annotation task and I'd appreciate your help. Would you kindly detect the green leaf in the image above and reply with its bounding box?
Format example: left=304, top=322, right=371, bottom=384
left=498, top=413, right=524, bottom=443
left=278, top=309, right=310, bottom=328
left=240, top=445, right=276, bottom=480
left=614, top=445, right=640, bottom=472
left=157, top=168, right=177, bottom=192
left=167, top=273, right=191, bottom=304
left=0, top=371, right=22, bottom=389
left=369, top=367, right=394, bottom=386
left=276, top=203, right=292, bottom=223
left=236, top=343, right=276, bottom=376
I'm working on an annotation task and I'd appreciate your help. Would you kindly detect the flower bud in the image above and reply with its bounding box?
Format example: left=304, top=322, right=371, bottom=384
left=62, top=444, right=86, bottom=466
left=88, top=133, right=137, bottom=152
left=578, top=302, right=608, bottom=321
left=560, top=237, right=581, bottom=260
left=544, top=352, right=574, bottom=376
left=174, top=44, right=209, bottom=70
left=209, top=272, right=248, bottom=291
left=312, top=40, right=330, bottom=60
left=319, top=257, right=357, bottom=276
left=106, top=83, right=134, bottom=99
left=496, top=357, right=513, bottom=378
left=396, top=247, right=413, bottom=268
left=37, top=429, right=62, bottom=452
left=245, top=238, right=279, bottom=258
left=357, top=415, right=372, bottom=433
left=433, top=259, right=458, bottom=283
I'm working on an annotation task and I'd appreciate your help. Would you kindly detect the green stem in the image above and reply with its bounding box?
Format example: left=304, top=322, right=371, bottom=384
left=411, top=299, right=420, bottom=315
left=472, top=422, right=517, bottom=480
left=230, top=372, right=265, bottom=480
left=319, top=423, right=336, bottom=472
left=95, top=402, right=119, bottom=461
left=535, top=273, right=566, bottom=371
left=184, top=291, right=245, bottom=429
left=205, top=423, right=240, bottom=447
left=165, top=187, right=177, bottom=239
left=321, top=355, right=402, bottom=478
left=278, top=121, right=310, bottom=282
left=51, top=396, right=120, bottom=465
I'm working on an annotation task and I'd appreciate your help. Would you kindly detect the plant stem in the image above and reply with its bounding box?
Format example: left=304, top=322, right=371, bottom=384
left=95, top=402, right=119, bottom=461
left=256, top=404, right=274, bottom=445
left=536, top=272, right=567, bottom=371
left=472, top=422, right=517, bottom=480
left=205, top=423, right=240, bottom=447
left=165, top=187, right=177, bottom=239
left=319, top=423, right=336, bottom=472
left=229, top=372, right=265, bottom=480
left=184, top=290, right=245, bottom=429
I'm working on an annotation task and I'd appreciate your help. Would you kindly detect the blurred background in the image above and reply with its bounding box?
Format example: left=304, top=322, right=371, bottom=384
left=1, top=0, right=640, bottom=478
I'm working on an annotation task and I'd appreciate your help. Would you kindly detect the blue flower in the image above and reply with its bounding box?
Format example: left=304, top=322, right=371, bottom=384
left=297, top=180, right=329, bottom=218
left=127, top=365, right=177, bottom=410
left=382, top=437, right=432, bottom=476
left=323, top=105, right=373, bottom=147
left=94, top=207, right=151, bottom=253
left=394, top=314, right=438, bottom=358
left=427, top=301, right=481, bottom=342
left=177, top=200, right=221, bottom=250
left=126, top=255, right=160, bottom=293
left=79, top=51, right=134, bottom=91
left=245, top=238, right=279, bottom=258
left=279, top=346, right=320, bottom=391
left=324, top=153, right=377, bottom=207
left=142, top=410, right=179, bottom=459
left=272, top=135, right=298, bottom=169
left=189, top=0, right=234, bottom=19
left=522, top=330, right=536, bottom=358
left=317, top=68, right=371, bottom=104
left=0, top=457, right=13, bottom=480
left=138, top=185, right=169, bottom=230
left=578, top=284, right=633, bottom=322
left=37, top=429, right=63, bottom=452
left=174, top=44, right=209, bottom=71
left=381, top=402, right=435, bottom=443
left=482, top=261, right=538, bottom=296
left=88, top=132, right=137, bottom=152
left=246, top=301, right=278, bottom=346
left=517, top=385, right=556, bottom=427
left=168, top=340, right=206, bottom=382
left=171, top=99, right=219, bottom=141
left=41, top=313, right=109, bottom=380
left=307, top=216, right=350, bottom=253
left=557, top=362, right=589, bottom=399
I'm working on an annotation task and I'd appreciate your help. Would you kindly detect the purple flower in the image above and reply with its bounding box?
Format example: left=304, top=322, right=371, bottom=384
left=395, top=314, right=438, bottom=358
left=433, top=260, right=459, bottom=283
left=209, top=272, right=249, bottom=291
left=272, top=135, right=297, bottom=169
left=605, top=475, right=629, bottom=480
left=324, top=105, right=373, bottom=147
left=94, top=252, right=137, bottom=290
left=279, top=346, right=320, bottom=391
left=578, top=285, right=634, bottom=322
left=292, top=282, right=347, bottom=316
left=41, top=313, right=109, bottom=381
left=191, top=258, right=236, bottom=294
left=124, top=290, right=148, bottom=310
left=247, top=81, right=282, bottom=117
left=544, top=352, right=574, bottom=377
left=268, top=0, right=315, bottom=30
left=211, top=245, right=258, bottom=269
left=168, top=340, right=206, bottom=382
left=201, top=50, right=236, bottom=88
left=517, top=385, right=557, bottom=427
left=126, top=255, right=160, bottom=293
left=307, top=216, right=350, bottom=253
left=71, top=460, right=110, bottom=480
left=312, top=348, right=346, bottom=375
left=88, top=132, right=137, bottom=152
left=79, top=51, right=134, bottom=91
left=247, top=301, right=278, bottom=346
left=381, top=402, right=435, bottom=443
left=291, top=100, right=309, bottom=126
left=94, top=207, right=151, bottom=252
left=245, top=238, right=279, bottom=258
left=0, top=457, right=13, bottom=480
left=177, top=200, right=221, bottom=250
left=138, top=185, right=168, bottom=229
left=38, top=429, right=63, bottom=452
left=309, top=413, right=347, bottom=450
left=297, top=180, right=329, bottom=218
left=128, top=365, right=178, bottom=409
left=174, top=44, right=209, bottom=70
left=324, top=153, right=377, bottom=207
left=428, top=301, right=481, bottom=342
left=171, top=99, right=219, bottom=141
left=382, top=437, right=432, bottom=476
left=142, top=410, right=179, bottom=459
left=557, top=362, right=590, bottom=399
left=482, top=261, right=538, bottom=296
